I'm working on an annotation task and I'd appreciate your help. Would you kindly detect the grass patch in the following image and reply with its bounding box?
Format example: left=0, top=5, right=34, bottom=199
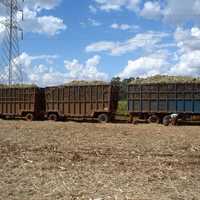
left=117, top=100, right=128, bottom=116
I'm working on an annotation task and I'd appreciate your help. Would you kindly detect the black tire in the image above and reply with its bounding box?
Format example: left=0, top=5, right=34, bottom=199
left=25, top=113, right=34, bottom=121
left=162, top=115, right=171, bottom=126
left=147, top=115, right=160, bottom=123
left=98, top=113, right=109, bottom=123
left=48, top=113, right=58, bottom=121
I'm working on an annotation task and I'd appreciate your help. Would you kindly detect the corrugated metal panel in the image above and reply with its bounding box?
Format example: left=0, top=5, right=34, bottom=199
left=128, top=83, right=200, bottom=114
left=45, top=84, right=119, bottom=117
left=0, top=87, right=44, bottom=117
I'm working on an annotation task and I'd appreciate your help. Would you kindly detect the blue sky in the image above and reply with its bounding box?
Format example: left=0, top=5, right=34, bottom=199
left=1, top=0, right=200, bottom=86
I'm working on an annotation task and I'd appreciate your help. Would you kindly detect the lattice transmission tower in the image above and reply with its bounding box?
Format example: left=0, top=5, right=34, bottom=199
left=0, top=0, right=24, bottom=85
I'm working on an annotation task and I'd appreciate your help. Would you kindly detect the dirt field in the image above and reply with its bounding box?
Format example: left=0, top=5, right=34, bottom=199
left=0, top=121, right=200, bottom=200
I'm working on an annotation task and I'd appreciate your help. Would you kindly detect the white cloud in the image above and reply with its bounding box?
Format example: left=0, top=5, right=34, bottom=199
left=86, top=31, right=169, bottom=55
left=142, top=0, right=200, bottom=24
left=94, top=0, right=141, bottom=12
left=191, top=27, right=200, bottom=38
left=11, top=52, right=63, bottom=86
left=139, top=0, right=200, bottom=24
left=86, top=41, right=115, bottom=52
left=163, top=0, right=200, bottom=24
left=0, top=24, right=4, bottom=33
left=89, top=5, right=97, bottom=13
left=0, top=0, right=66, bottom=36
left=140, top=1, right=162, bottom=20
left=64, top=55, right=108, bottom=81
left=169, top=26, right=200, bottom=76
left=81, top=18, right=102, bottom=28
left=0, top=17, right=5, bottom=41
left=174, top=27, right=200, bottom=53
left=110, top=23, right=139, bottom=31
left=25, top=0, right=61, bottom=11
left=93, top=0, right=200, bottom=24
left=119, top=53, right=170, bottom=78
left=119, top=26, right=200, bottom=78
left=0, top=3, right=6, bottom=16
left=88, top=18, right=102, bottom=27
left=21, top=5, right=66, bottom=36
left=170, top=51, right=200, bottom=76
left=0, top=53, right=108, bottom=86
left=36, top=16, right=66, bottom=35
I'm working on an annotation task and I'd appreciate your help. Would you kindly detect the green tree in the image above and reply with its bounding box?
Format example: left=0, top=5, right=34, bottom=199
left=111, top=77, right=135, bottom=100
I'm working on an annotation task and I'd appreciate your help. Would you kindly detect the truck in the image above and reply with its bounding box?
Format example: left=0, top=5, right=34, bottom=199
left=45, top=84, right=119, bottom=122
left=0, top=86, right=45, bottom=121
left=128, top=83, right=200, bottom=125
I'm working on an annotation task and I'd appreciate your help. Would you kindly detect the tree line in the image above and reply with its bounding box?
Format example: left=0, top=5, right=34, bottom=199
left=111, top=77, right=135, bottom=101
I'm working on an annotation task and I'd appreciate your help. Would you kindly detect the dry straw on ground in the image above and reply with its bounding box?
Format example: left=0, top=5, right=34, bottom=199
left=0, top=121, right=200, bottom=200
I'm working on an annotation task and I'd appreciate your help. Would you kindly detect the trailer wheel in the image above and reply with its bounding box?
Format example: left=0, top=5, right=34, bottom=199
left=25, top=113, right=34, bottom=121
left=148, top=115, right=160, bottom=123
left=98, top=113, right=109, bottom=123
left=162, top=115, right=171, bottom=126
left=132, top=119, right=138, bottom=125
left=48, top=113, right=58, bottom=121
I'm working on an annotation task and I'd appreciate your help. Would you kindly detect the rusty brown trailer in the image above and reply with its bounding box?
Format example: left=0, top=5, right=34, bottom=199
left=45, top=84, right=119, bottom=122
left=0, top=87, right=45, bottom=121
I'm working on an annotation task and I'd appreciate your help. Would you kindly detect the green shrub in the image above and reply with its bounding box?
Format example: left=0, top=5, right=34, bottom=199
left=117, top=101, right=128, bottom=115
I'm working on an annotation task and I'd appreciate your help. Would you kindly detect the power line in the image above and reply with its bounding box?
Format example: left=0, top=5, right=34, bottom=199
left=0, top=0, right=24, bottom=85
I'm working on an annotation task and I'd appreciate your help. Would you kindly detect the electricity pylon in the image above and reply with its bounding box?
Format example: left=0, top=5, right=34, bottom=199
left=0, top=0, right=24, bottom=85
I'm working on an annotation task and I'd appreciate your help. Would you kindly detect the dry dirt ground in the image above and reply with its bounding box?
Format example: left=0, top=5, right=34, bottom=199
left=0, top=120, right=200, bottom=200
